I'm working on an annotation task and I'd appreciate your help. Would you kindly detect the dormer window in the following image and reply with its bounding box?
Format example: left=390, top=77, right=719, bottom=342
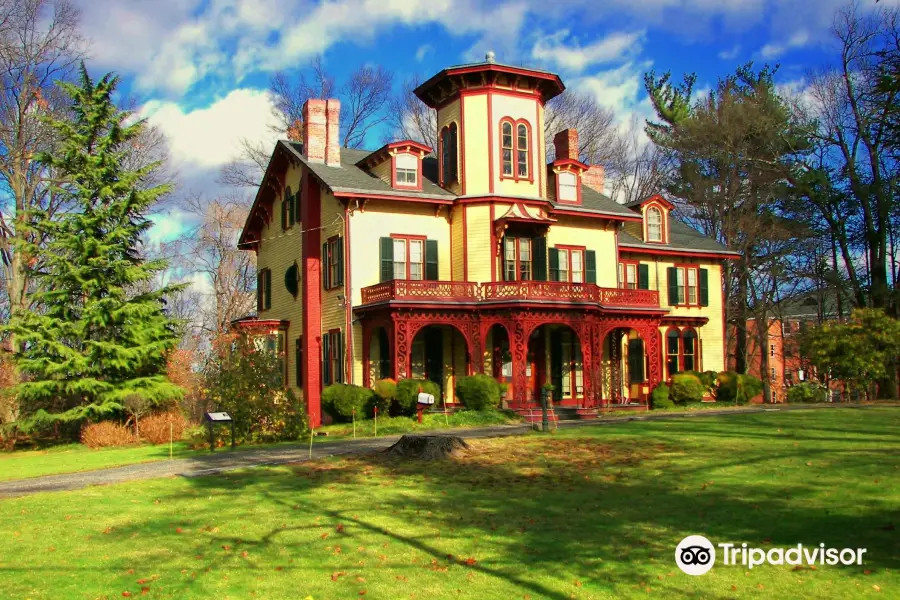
left=557, top=171, right=578, bottom=202
left=500, top=118, right=532, bottom=182
left=647, top=207, right=663, bottom=242
left=395, top=153, right=418, bottom=187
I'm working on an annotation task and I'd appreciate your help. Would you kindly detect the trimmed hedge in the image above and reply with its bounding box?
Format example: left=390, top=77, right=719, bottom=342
left=716, top=371, right=764, bottom=405
left=651, top=383, right=674, bottom=409
left=455, top=374, right=501, bottom=411
left=396, top=378, right=441, bottom=415
left=323, top=383, right=374, bottom=421
left=372, top=378, right=397, bottom=413
left=670, top=373, right=705, bottom=405
left=787, top=382, right=827, bottom=404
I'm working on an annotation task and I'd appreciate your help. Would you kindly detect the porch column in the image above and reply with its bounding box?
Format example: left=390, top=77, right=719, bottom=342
left=470, top=319, right=484, bottom=375
left=642, top=323, right=662, bottom=392
left=362, top=320, right=372, bottom=388
left=510, top=318, right=529, bottom=406
left=392, top=315, right=406, bottom=379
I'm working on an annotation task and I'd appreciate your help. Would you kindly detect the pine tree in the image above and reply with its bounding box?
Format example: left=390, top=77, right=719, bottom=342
left=6, top=64, right=184, bottom=427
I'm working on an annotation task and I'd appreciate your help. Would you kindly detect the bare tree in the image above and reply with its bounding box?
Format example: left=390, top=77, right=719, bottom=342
left=544, top=89, right=618, bottom=164
left=605, top=115, right=670, bottom=204
left=0, top=0, right=84, bottom=329
left=218, top=138, right=271, bottom=189
left=386, top=75, right=437, bottom=150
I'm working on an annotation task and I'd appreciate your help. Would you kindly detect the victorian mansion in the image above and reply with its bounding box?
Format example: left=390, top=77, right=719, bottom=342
left=236, top=54, right=738, bottom=427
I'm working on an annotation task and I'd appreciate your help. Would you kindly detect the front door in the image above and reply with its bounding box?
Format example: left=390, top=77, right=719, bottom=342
left=424, top=327, right=444, bottom=396
left=527, top=329, right=545, bottom=404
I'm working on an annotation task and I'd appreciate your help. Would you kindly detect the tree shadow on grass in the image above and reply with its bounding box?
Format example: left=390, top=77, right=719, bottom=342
left=89, top=413, right=900, bottom=599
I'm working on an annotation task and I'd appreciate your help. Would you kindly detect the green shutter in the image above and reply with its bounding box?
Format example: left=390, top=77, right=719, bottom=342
left=295, top=338, right=303, bottom=387
left=638, top=264, right=649, bottom=290
left=380, top=237, right=394, bottom=282
left=335, top=238, right=344, bottom=287
left=322, top=335, right=330, bottom=386
left=532, top=236, right=547, bottom=281
left=425, top=239, right=439, bottom=280
left=667, top=267, right=678, bottom=306
left=284, top=263, right=298, bottom=297
left=628, top=338, right=645, bottom=383
left=256, top=272, right=263, bottom=311
left=322, top=243, right=329, bottom=289
left=548, top=247, right=560, bottom=281
left=264, top=270, right=272, bottom=309
left=336, top=331, right=344, bottom=383
left=281, top=198, right=287, bottom=230
left=585, top=250, right=597, bottom=284
left=699, top=268, right=709, bottom=306
left=288, top=192, right=295, bottom=226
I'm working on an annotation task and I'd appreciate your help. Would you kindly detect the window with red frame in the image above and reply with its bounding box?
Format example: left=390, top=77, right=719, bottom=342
left=440, top=123, right=458, bottom=185
left=647, top=206, right=663, bottom=242
left=618, top=261, right=638, bottom=289
left=322, top=237, right=343, bottom=290
left=394, top=153, right=418, bottom=186
left=668, top=265, right=699, bottom=306
left=557, top=171, right=578, bottom=202
left=322, top=330, right=343, bottom=385
left=666, top=327, right=700, bottom=377
left=500, top=118, right=531, bottom=180
left=550, top=246, right=584, bottom=282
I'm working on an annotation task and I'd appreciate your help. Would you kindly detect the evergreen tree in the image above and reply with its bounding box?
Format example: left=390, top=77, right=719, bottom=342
left=6, top=64, right=183, bottom=428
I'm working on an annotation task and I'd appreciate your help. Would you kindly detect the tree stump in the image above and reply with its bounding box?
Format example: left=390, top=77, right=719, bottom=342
left=384, top=435, right=470, bottom=460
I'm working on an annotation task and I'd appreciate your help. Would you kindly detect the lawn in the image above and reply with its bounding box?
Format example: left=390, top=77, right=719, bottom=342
left=0, top=407, right=897, bottom=599
left=0, top=411, right=522, bottom=482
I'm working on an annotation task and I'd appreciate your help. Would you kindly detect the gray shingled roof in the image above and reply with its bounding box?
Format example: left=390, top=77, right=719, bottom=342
left=566, top=186, right=640, bottom=219
left=619, top=218, right=737, bottom=255
left=280, top=141, right=455, bottom=201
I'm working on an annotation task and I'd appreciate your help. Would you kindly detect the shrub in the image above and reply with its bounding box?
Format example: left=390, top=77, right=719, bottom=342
left=139, top=411, right=190, bottom=444
left=455, top=374, right=501, bottom=411
left=787, top=382, right=827, bottom=404
left=396, top=378, right=441, bottom=415
left=81, top=421, right=135, bottom=448
left=372, top=378, right=397, bottom=413
left=651, top=383, right=674, bottom=409
left=323, top=383, right=375, bottom=422
left=683, top=370, right=718, bottom=395
left=203, top=335, right=307, bottom=443
left=670, top=373, right=705, bottom=405
left=716, top=372, right=765, bottom=405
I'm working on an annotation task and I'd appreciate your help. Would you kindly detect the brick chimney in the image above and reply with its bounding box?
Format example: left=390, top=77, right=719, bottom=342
left=553, top=128, right=579, bottom=161
left=582, top=165, right=605, bottom=194
left=302, top=99, right=326, bottom=163
left=325, top=99, right=341, bottom=166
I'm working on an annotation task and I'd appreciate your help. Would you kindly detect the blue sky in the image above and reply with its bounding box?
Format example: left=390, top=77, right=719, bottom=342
left=72, top=0, right=895, bottom=243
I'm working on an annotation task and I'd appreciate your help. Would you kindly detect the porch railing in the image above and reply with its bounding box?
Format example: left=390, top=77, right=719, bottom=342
left=360, top=279, right=661, bottom=308
left=360, top=279, right=480, bottom=304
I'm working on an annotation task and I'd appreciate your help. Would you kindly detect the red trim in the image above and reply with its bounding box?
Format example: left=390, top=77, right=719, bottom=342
left=459, top=98, right=467, bottom=195
left=553, top=169, right=582, bottom=205
left=462, top=205, right=468, bottom=281
left=643, top=201, right=668, bottom=244
left=501, top=236, right=533, bottom=281
left=344, top=204, right=353, bottom=384
left=390, top=150, right=424, bottom=192
left=536, top=99, right=543, bottom=197
left=388, top=235, right=427, bottom=281
left=431, top=84, right=558, bottom=111
left=332, top=191, right=453, bottom=205
left=300, top=172, right=322, bottom=428
left=489, top=202, right=496, bottom=281
left=633, top=193, right=675, bottom=210
left=671, top=264, right=701, bottom=308
left=438, top=122, right=460, bottom=189
left=619, top=245, right=739, bottom=259
left=618, top=259, right=640, bottom=289
left=487, top=91, right=494, bottom=194
left=498, top=117, right=534, bottom=184
left=554, top=244, right=586, bottom=283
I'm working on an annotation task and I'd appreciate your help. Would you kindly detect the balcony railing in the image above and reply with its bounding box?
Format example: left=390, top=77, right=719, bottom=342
left=360, top=280, right=480, bottom=304
left=361, top=279, right=661, bottom=309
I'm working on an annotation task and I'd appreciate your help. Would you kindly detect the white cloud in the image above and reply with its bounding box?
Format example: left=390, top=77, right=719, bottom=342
left=415, top=44, right=433, bottom=62
left=569, top=61, right=652, bottom=123
left=149, top=208, right=190, bottom=245
left=140, top=88, right=281, bottom=171
left=718, top=45, right=741, bottom=60
left=531, top=29, right=644, bottom=73
left=760, top=29, right=810, bottom=59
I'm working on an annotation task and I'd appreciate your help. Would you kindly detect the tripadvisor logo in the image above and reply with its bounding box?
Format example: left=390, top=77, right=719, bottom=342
left=675, top=536, right=868, bottom=575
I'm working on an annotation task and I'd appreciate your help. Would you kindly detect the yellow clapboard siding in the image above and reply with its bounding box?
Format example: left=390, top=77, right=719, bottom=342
left=462, top=95, right=489, bottom=194
left=465, top=204, right=491, bottom=284
left=546, top=216, right=618, bottom=288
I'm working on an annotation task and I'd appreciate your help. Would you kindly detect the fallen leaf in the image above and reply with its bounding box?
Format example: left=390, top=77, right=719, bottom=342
left=465, top=557, right=477, bottom=566
left=321, top=533, right=330, bottom=540
left=336, top=524, right=345, bottom=533
left=396, top=575, right=408, bottom=582
left=731, top=585, right=737, bottom=591
left=873, top=585, right=881, bottom=591
left=175, top=528, right=183, bottom=533
left=359, top=591, right=367, bottom=596
left=864, top=570, right=872, bottom=575
left=122, top=593, right=132, bottom=598
left=141, top=587, right=150, bottom=595
left=331, top=571, right=346, bottom=582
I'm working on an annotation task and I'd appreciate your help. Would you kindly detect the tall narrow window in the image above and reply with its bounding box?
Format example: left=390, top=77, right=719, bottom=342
left=501, top=122, right=513, bottom=176
left=504, top=236, right=517, bottom=281
left=393, top=238, right=407, bottom=279
left=557, top=171, right=577, bottom=202
left=557, top=248, right=569, bottom=282
left=683, top=329, right=697, bottom=371
left=687, top=268, right=698, bottom=304
left=647, top=207, right=663, bottom=242
left=517, top=123, right=529, bottom=177
left=322, top=237, right=343, bottom=290
left=667, top=328, right=680, bottom=377
left=675, top=268, right=686, bottom=305
left=441, top=123, right=458, bottom=185
left=409, top=239, right=424, bottom=280
left=504, top=236, right=537, bottom=281
left=518, top=238, right=532, bottom=280
left=571, top=250, right=583, bottom=283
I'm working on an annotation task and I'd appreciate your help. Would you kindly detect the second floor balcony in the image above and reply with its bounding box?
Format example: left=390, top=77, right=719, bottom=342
left=359, top=279, right=661, bottom=310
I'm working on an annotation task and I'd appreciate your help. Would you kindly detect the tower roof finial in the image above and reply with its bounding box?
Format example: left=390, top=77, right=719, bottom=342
left=485, top=50, right=496, bottom=63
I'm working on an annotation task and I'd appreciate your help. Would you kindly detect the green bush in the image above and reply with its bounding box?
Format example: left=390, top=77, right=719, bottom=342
left=670, top=373, right=705, bottom=405
left=323, top=383, right=375, bottom=422
left=396, top=379, right=441, bottom=415
left=455, top=374, right=501, bottom=411
left=716, top=371, right=764, bottom=405
left=651, top=383, right=674, bottom=409
left=787, top=382, right=827, bottom=404
left=372, top=378, right=397, bottom=413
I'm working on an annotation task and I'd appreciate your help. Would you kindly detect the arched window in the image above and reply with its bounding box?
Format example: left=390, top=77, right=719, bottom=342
left=666, top=328, right=680, bottom=377
left=682, top=328, right=697, bottom=372
left=647, top=206, right=663, bottom=242
left=441, top=123, right=458, bottom=185
left=501, top=121, right=513, bottom=176
left=517, top=123, right=529, bottom=177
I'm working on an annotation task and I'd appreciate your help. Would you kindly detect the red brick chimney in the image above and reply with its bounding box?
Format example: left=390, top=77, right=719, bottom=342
left=553, top=128, right=579, bottom=161
left=582, top=165, right=605, bottom=194
left=325, top=99, right=341, bottom=166
left=302, top=99, right=326, bottom=163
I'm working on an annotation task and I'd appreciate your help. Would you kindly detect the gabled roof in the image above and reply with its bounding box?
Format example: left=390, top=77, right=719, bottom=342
left=624, top=194, right=675, bottom=210
left=619, top=218, right=739, bottom=256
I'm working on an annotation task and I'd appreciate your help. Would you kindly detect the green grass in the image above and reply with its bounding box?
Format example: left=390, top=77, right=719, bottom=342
left=0, top=407, right=897, bottom=599
left=0, top=411, right=522, bottom=482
